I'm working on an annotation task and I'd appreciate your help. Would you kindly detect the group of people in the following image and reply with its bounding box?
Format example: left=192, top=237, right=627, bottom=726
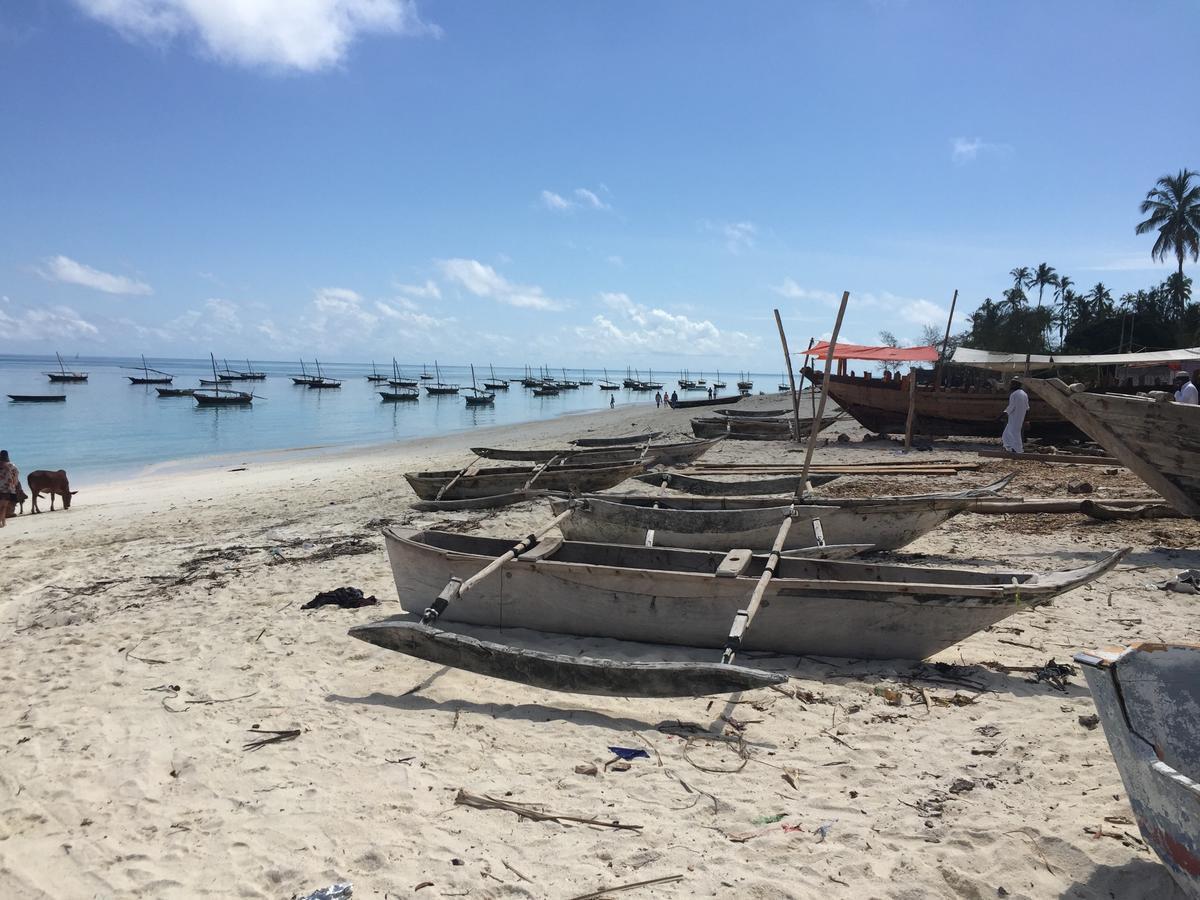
left=0, top=450, right=20, bottom=527
left=654, top=390, right=681, bottom=408
left=1001, top=368, right=1199, bottom=455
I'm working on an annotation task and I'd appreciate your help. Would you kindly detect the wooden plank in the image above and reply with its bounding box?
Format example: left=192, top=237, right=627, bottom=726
left=977, top=449, right=1118, bottom=465
left=774, top=308, right=803, bottom=445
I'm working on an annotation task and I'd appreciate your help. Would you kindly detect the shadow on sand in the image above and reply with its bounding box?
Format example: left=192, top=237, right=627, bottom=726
left=1062, top=857, right=1187, bottom=899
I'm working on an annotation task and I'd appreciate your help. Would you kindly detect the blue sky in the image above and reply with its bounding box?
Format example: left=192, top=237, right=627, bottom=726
left=0, top=1, right=1196, bottom=369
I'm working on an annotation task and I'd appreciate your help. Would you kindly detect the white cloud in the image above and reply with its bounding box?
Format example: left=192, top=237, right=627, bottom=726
left=771, top=279, right=838, bottom=303
left=72, top=0, right=440, bottom=72
left=0, top=303, right=102, bottom=342
left=575, top=292, right=758, bottom=357
left=950, top=136, right=1011, bottom=165
left=540, top=190, right=571, bottom=211
left=436, top=258, right=565, bottom=310
left=898, top=298, right=951, bottom=328
left=538, top=186, right=611, bottom=213
left=393, top=278, right=441, bottom=299
left=161, top=297, right=245, bottom=340
left=606, top=255, right=624, bottom=268
left=703, top=220, right=758, bottom=254
left=39, top=254, right=152, bottom=295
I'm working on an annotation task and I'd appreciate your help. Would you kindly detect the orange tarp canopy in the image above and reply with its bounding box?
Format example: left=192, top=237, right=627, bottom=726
left=804, top=342, right=939, bottom=363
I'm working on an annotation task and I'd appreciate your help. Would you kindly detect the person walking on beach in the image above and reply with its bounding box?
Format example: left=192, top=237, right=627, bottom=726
left=670, top=390, right=678, bottom=408
left=1001, top=378, right=1029, bottom=454
left=655, top=391, right=662, bottom=408
left=1174, top=371, right=1199, bottom=404
left=609, top=395, right=615, bottom=409
left=0, top=450, right=18, bottom=528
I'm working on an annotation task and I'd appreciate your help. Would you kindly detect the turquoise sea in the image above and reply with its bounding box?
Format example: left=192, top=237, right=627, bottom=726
left=0, top=355, right=779, bottom=482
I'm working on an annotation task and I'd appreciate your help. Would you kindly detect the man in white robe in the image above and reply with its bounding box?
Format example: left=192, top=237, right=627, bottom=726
left=1002, top=378, right=1029, bottom=453
left=1174, top=371, right=1199, bottom=404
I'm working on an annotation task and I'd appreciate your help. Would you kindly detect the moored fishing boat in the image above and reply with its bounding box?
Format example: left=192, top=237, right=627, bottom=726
left=482, top=364, right=508, bottom=390
left=1025, top=377, right=1200, bottom=517
left=1076, top=642, right=1200, bottom=897
left=194, top=353, right=255, bottom=405
left=405, top=459, right=645, bottom=501
left=366, top=361, right=387, bottom=382
left=8, top=394, right=66, bottom=403
left=379, top=387, right=419, bottom=401
left=463, top=365, right=495, bottom=406
left=156, top=387, right=196, bottom=397
left=45, top=352, right=88, bottom=383
left=424, top=360, right=460, bottom=395
left=306, top=359, right=342, bottom=389
left=125, top=354, right=173, bottom=384
left=367, top=528, right=1125, bottom=662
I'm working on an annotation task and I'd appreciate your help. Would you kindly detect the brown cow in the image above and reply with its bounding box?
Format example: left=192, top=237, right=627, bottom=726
left=28, top=470, right=76, bottom=513
left=13, top=484, right=28, bottom=515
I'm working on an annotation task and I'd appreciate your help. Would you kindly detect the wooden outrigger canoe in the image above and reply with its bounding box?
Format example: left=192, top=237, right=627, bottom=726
left=714, top=408, right=788, bottom=418
left=405, top=460, right=645, bottom=501
left=363, top=528, right=1125, bottom=666
left=571, top=431, right=662, bottom=447
left=1076, top=643, right=1200, bottom=897
left=691, top=414, right=839, bottom=440
left=669, top=394, right=742, bottom=409
left=549, top=492, right=983, bottom=552
left=806, top=369, right=1081, bottom=440
left=471, top=437, right=722, bottom=467
left=1025, top=378, right=1200, bottom=517
left=632, top=471, right=840, bottom=494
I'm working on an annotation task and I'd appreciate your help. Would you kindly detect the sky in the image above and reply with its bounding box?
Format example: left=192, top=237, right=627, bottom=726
left=0, top=0, right=1197, bottom=370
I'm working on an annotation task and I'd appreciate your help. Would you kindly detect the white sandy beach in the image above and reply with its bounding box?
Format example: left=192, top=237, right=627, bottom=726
left=2, top=395, right=1197, bottom=899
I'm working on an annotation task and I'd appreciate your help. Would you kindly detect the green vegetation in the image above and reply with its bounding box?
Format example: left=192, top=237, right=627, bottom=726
left=957, top=170, right=1199, bottom=355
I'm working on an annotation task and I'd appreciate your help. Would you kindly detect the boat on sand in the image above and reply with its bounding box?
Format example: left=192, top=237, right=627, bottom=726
left=361, top=528, right=1125, bottom=665
left=1076, top=642, right=1200, bottom=897
left=405, top=460, right=645, bottom=501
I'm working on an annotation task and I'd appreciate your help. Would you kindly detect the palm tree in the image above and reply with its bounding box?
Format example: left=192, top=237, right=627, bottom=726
left=1009, top=266, right=1033, bottom=292
left=1088, top=282, right=1113, bottom=318
left=999, top=286, right=1027, bottom=314
left=1029, top=263, right=1058, bottom=310
left=1136, top=169, right=1200, bottom=277
left=1164, top=271, right=1193, bottom=316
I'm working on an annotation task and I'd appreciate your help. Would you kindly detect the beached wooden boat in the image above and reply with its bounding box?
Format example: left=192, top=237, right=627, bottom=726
left=8, top=394, right=66, bottom=403
left=367, top=528, right=1124, bottom=662
left=714, top=408, right=788, bottom=418
left=1077, top=643, right=1200, bottom=896
left=472, top=437, right=721, bottom=467
left=571, top=431, right=662, bottom=447
left=670, top=393, right=742, bottom=409
left=632, top=471, right=841, bottom=494
left=405, top=460, right=645, bottom=501
left=805, top=369, right=1080, bottom=440
left=45, top=352, right=88, bottom=383
left=1025, top=377, right=1200, bottom=517
left=691, top=414, right=839, bottom=440
left=156, top=387, right=196, bottom=397
left=548, top=485, right=1002, bottom=552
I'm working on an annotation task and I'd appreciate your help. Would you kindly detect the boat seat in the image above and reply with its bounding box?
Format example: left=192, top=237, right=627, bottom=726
left=716, top=548, right=753, bottom=577
left=522, top=536, right=563, bottom=563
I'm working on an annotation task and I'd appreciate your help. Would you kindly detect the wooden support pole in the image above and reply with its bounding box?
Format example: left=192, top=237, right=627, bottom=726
left=774, top=309, right=803, bottom=445
left=903, top=366, right=918, bottom=450
left=798, top=291, right=850, bottom=487
left=933, top=289, right=958, bottom=390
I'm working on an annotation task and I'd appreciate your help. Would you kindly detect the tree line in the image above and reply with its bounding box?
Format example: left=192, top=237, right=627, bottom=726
left=951, top=170, right=1199, bottom=356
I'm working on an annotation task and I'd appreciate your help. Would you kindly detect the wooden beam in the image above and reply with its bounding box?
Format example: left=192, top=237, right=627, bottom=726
left=976, top=449, right=1119, bottom=466
left=774, top=308, right=803, bottom=445
left=903, top=366, right=918, bottom=450
left=933, top=288, right=958, bottom=390
left=798, top=291, right=850, bottom=486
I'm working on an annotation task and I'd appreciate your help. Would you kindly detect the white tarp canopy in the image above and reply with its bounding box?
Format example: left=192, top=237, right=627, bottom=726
left=951, top=347, right=1200, bottom=373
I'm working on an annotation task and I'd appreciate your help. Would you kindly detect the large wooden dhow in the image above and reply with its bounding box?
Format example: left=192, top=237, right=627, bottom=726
left=404, top=459, right=645, bottom=502
left=1025, top=377, right=1200, bottom=517
left=1076, top=642, right=1200, bottom=897
left=359, top=528, right=1125, bottom=668
left=548, top=476, right=1013, bottom=552
left=803, top=369, right=1079, bottom=439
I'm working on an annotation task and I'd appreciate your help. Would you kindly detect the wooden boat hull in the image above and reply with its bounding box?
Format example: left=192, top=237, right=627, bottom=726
left=670, top=394, right=742, bottom=409
left=405, top=461, right=644, bottom=501
left=691, top=415, right=838, bottom=440
left=128, top=377, right=173, bottom=385
left=1077, top=643, right=1200, bottom=897
left=814, top=372, right=1081, bottom=439
left=381, top=529, right=1124, bottom=661
left=8, top=395, right=66, bottom=403
left=1026, top=378, right=1200, bottom=517
left=348, top=619, right=787, bottom=696
left=471, top=437, right=722, bottom=466
left=571, top=431, right=662, bottom=447
left=389, top=379, right=418, bottom=388
left=194, top=391, right=252, bottom=406
left=714, top=408, right=788, bottom=418
left=551, top=496, right=969, bottom=552
left=482, top=382, right=509, bottom=390
left=46, top=374, right=87, bottom=382
left=425, top=386, right=460, bottom=395
left=633, top=471, right=840, bottom=495
left=379, top=391, right=419, bottom=402
left=308, top=381, right=342, bottom=389
left=156, top=388, right=195, bottom=397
